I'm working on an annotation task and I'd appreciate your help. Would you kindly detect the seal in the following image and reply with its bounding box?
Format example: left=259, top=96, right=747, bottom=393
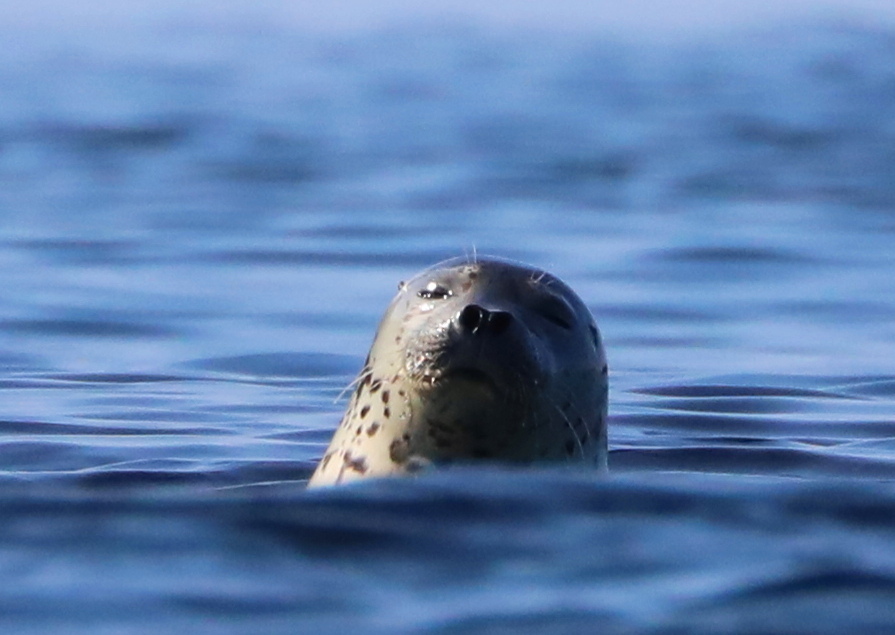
left=307, top=256, right=608, bottom=487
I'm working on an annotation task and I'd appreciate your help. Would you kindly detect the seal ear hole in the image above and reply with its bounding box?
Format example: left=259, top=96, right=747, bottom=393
left=589, top=325, right=600, bottom=349
left=418, top=281, right=452, bottom=300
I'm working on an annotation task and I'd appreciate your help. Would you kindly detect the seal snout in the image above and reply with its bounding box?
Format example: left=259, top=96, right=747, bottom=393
left=458, top=304, right=513, bottom=336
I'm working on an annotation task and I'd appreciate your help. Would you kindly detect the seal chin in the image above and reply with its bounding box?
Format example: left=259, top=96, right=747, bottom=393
left=428, top=364, right=536, bottom=410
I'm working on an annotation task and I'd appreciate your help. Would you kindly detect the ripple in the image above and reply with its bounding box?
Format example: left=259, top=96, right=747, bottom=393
left=38, top=120, right=192, bottom=152
left=732, top=566, right=895, bottom=599
left=184, top=352, right=360, bottom=378
left=426, top=609, right=626, bottom=635
left=611, top=446, right=895, bottom=478
left=9, top=238, right=148, bottom=265
left=842, top=378, right=895, bottom=398
left=633, top=384, right=854, bottom=400
left=651, top=246, right=813, bottom=264
left=0, top=318, right=180, bottom=339
left=644, top=396, right=809, bottom=415
left=0, top=419, right=215, bottom=437
left=44, top=372, right=186, bottom=384
left=0, top=440, right=120, bottom=471
left=197, top=249, right=447, bottom=268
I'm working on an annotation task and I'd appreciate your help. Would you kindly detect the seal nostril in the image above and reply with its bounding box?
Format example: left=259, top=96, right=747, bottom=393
left=489, top=311, right=512, bottom=335
left=459, top=304, right=486, bottom=333
left=459, top=305, right=512, bottom=335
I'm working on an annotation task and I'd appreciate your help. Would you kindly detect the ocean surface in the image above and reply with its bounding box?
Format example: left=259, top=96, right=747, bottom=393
left=2, top=15, right=895, bottom=634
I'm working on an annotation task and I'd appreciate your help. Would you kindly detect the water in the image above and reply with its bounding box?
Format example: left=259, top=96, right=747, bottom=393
left=2, top=15, right=895, bottom=633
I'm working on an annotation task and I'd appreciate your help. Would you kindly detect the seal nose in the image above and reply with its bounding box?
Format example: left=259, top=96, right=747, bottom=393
left=458, top=304, right=513, bottom=336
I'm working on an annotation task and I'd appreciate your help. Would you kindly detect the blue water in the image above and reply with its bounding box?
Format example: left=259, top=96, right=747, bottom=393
left=2, top=16, right=895, bottom=633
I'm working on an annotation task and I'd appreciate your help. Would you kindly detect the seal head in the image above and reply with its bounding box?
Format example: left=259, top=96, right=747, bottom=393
left=308, top=256, right=608, bottom=487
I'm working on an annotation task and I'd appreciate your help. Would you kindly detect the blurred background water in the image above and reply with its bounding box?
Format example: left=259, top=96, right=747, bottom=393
left=2, top=2, right=895, bottom=633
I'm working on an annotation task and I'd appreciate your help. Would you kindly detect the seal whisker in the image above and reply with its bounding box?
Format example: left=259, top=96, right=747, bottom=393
left=530, top=269, right=549, bottom=285
left=463, top=246, right=478, bottom=266
left=333, top=368, right=369, bottom=404
left=548, top=398, right=585, bottom=458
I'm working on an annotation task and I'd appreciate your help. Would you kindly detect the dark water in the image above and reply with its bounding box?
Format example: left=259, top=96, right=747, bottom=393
left=2, top=16, right=895, bottom=633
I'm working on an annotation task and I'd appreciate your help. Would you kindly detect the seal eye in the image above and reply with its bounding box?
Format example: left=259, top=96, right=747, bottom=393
left=538, top=297, right=574, bottom=330
left=418, top=281, right=452, bottom=300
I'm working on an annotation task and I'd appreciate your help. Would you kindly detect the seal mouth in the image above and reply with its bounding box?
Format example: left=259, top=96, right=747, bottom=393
left=441, top=367, right=493, bottom=385
left=430, top=367, right=501, bottom=398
